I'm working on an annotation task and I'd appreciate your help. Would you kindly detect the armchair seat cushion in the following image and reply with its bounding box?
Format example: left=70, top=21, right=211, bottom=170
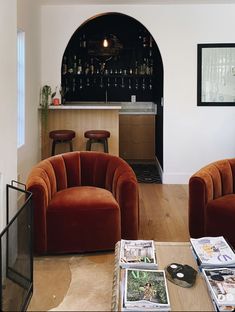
left=47, top=186, right=120, bottom=213
left=47, top=186, right=121, bottom=254
left=206, top=194, right=235, bottom=244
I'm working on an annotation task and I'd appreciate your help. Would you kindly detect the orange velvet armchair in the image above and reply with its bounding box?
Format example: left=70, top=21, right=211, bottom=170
left=189, top=158, right=235, bottom=248
left=26, top=151, right=139, bottom=255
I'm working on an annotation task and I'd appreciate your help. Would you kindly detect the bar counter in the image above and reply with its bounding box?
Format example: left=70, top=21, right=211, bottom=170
left=41, top=103, right=121, bottom=159
left=41, top=102, right=157, bottom=160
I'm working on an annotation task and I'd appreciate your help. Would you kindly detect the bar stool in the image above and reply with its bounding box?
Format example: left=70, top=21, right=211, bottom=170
left=84, top=130, right=110, bottom=153
left=49, top=130, right=76, bottom=156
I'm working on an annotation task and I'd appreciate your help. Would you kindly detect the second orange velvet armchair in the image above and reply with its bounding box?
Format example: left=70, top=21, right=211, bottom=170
left=189, top=158, right=235, bottom=248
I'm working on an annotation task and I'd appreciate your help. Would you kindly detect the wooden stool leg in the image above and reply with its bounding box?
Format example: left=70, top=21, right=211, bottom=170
left=86, top=139, right=92, bottom=151
left=52, top=140, right=56, bottom=156
left=104, top=138, right=109, bottom=153
left=69, top=140, right=73, bottom=152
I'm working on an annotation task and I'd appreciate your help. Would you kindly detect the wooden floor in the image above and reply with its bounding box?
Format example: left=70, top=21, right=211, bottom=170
left=138, top=183, right=190, bottom=242
left=27, top=183, right=190, bottom=312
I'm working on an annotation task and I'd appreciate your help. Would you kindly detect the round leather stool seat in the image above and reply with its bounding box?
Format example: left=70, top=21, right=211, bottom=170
left=84, top=130, right=110, bottom=140
left=84, top=130, right=110, bottom=153
left=49, top=130, right=75, bottom=141
left=49, top=130, right=76, bottom=156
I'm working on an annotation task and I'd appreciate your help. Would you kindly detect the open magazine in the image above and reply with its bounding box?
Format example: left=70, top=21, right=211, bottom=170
left=119, top=240, right=157, bottom=269
left=190, top=236, right=235, bottom=268
left=123, top=268, right=170, bottom=311
left=202, top=267, right=235, bottom=311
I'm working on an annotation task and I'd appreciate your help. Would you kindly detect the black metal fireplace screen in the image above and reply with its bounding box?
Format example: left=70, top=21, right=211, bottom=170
left=0, top=181, right=33, bottom=311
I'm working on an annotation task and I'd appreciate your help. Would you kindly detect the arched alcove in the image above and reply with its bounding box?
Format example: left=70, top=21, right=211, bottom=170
left=61, top=12, right=164, bottom=171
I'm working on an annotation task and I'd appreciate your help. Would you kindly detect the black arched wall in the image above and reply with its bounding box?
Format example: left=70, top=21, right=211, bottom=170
left=61, top=12, right=164, bottom=168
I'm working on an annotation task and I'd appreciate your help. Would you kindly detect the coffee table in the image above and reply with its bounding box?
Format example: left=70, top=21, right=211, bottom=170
left=111, top=242, right=214, bottom=311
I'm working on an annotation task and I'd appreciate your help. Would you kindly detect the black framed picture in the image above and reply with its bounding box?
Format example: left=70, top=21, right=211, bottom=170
left=197, top=43, right=235, bottom=106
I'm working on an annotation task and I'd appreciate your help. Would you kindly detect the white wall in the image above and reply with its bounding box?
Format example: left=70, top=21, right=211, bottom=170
left=41, top=3, right=235, bottom=184
left=17, top=0, right=41, bottom=184
left=0, top=0, right=17, bottom=230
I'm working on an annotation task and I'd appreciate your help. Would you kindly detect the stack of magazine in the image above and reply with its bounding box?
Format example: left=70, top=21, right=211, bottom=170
left=190, top=236, right=235, bottom=311
left=119, top=239, right=158, bottom=269
left=119, top=240, right=171, bottom=311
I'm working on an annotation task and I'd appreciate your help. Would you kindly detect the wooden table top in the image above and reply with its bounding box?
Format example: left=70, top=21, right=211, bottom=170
left=112, top=241, right=214, bottom=311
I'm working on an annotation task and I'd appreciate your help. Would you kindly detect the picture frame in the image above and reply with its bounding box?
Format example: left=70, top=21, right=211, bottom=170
left=197, top=43, right=235, bottom=106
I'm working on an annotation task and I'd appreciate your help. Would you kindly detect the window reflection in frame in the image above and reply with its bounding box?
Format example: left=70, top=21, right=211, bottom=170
left=197, top=43, right=235, bottom=106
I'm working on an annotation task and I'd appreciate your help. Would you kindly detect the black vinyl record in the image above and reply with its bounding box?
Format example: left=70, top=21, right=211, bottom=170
left=165, top=263, right=197, bottom=288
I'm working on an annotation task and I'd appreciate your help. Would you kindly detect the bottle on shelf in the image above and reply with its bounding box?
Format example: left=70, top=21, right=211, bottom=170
left=90, top=58, right=95, bottom=75
left=135, top=61, right=138, bottom=75
left=135, top=79, right=138, bottom=90
left=142, top=78, right=146, bottom=90
left=107, top=77, right=111, bottom=88
left=82, top=34, right=86, bottom=48
left=68, top=56, right=74, bottom=74
left=121, top=77, right=125, bottom=88
left=79, top=78, right=83, bottom=89
left=72, top=78, right=76, bottom=92
left=142, top=35, right=147, bottom=48
left=73, top=55, right=77, bottom=74
left=77, top=59, right=82, bottom=75
left=85, top=62, right=90, bottom=75
left=62, top=56, right=68, bottom=75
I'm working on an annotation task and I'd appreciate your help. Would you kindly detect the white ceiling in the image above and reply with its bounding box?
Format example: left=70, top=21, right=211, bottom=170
left=39, top=0, right=235, bottom=5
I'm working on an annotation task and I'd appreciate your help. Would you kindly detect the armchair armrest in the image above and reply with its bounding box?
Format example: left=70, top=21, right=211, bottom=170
left=114, top=171, right=139, bottom=239
left=26, top=167, right=53, bottom=254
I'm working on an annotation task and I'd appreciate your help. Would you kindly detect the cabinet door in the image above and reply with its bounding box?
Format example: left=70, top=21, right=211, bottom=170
left=119, top=115, right=155, bottom=161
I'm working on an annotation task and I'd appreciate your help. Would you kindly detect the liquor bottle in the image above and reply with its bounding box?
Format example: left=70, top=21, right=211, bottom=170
left=90, top=58, right=95, bottom=75
left=73, top=55, right=77, bottom=74
left=146, top=58, right=150, bottom=75
left=79, top=78, right=83, bottom=89
left=107, top=77, right=111, bottom=88
left=85, top=62, right=89, bottom=75
left=121, top=77, right=125, bottom=88
left=62, top=56, right=68, bottom=75
left=72, top=78, right=76, bottom=92
left=143, top=36, right=147, bottom=48
left=142, top=78, right=146, bottom=90
left=68, top=57, right=74, bottom=74
left=135, top=61, right=138, bottom=75
left=77, top=59, right=82, bottom=75
left=82, top=34, right=86, bottom=48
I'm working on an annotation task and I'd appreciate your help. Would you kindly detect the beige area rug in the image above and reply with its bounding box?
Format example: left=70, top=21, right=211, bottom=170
left=27, top=251, right=115, bottom=311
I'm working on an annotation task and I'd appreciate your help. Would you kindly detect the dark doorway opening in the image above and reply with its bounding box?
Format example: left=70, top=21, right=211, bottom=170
left=61, top=12, right=164, bottom=179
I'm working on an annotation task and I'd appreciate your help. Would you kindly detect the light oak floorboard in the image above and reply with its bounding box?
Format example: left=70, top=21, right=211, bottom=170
left=138, top=183, right=190, bottom=242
